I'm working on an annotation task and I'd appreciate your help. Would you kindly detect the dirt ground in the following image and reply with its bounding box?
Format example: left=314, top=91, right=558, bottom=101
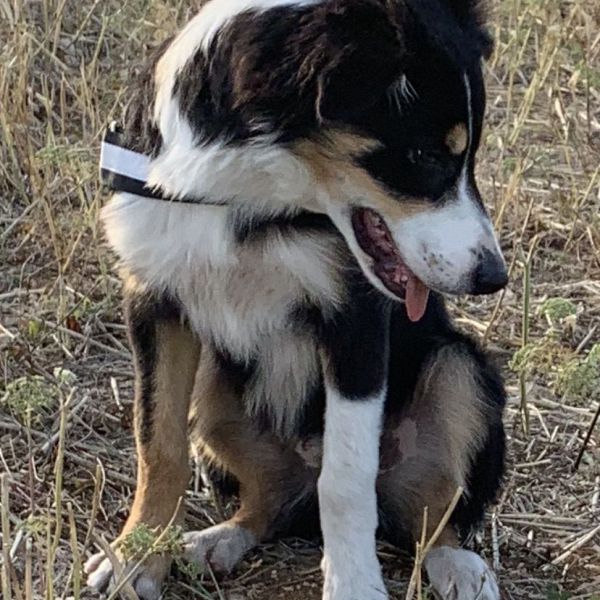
left=1, top=0, right=599, bottom=598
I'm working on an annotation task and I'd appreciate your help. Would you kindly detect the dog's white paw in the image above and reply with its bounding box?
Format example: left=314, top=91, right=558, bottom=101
left=183, top=522, right=256, bottom=574
left=84, top=550, right=170, bottom=600
left=424, top=547, right=499, bottom=600
left=321, top=554, right=389, bottom=600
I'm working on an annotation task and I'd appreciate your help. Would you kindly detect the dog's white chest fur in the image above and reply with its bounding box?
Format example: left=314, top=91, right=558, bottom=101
left=103, top=193, right=345, bottom=433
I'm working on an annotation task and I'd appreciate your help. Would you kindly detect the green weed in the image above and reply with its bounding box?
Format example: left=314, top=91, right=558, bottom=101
left=2, top=375, right=57, bottom=425
left=119, top=523, right=185, bottom=562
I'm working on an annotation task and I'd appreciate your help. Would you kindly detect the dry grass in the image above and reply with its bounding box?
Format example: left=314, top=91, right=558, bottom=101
left=1, top=0, right=599, bottom=598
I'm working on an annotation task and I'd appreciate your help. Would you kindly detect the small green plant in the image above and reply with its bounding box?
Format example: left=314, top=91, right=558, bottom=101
left=511, top=318, right=599, bottom=405
left=540, top=297, right=577, bottom=329
left=509, top=336, right=570, bottom=377
left=2, top=376, right=57, bottom=425
left=545, top=584, right=571, bottom=600
left=557, top=344, right=600, bottom=402
left=22, top=514, right=49, bottom=537
left=175, top=555, right=205, bottom=581
left=119, top=524, right=216, bottom=589
left=119, top=524, right=184, bottom=562
left=53, top=367, right=78, bottom=386
left=510, top=297, right=592, bottom=400
left=26, top=318, right=43, bottom=339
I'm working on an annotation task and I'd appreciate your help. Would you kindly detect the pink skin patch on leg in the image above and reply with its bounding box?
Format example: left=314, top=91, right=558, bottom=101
left=295, top=418, right=419, bottom=472
left=394, top=418, right=418, bottom=462
left=379, top=417, right=419, bottom=472
left=295, top=436, right=323, bottom=468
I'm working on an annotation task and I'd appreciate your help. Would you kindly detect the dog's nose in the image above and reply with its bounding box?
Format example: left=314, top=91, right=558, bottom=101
left=471, top=248, right=508, bottom=295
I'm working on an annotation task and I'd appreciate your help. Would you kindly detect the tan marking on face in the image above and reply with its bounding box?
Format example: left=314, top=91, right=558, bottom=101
left=445, top=123, right=468, bottom=155
left=292, top=132, right=432, bottom=222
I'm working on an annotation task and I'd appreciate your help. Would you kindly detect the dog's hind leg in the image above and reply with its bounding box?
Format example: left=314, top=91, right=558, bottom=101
left=378, top=343, right=505, bottom=600
left=184, top=347, right=316, bottom=574
left=85, top=285, right=200, bottom=600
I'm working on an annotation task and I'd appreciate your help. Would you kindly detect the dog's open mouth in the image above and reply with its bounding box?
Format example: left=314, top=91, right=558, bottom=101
left=351, top=207, right=430, bottom=322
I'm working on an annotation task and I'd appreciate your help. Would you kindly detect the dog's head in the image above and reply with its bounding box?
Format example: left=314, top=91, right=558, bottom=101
left=150, top=0, right=507, bottom=319
left=296, top=0, right=506, bottom=320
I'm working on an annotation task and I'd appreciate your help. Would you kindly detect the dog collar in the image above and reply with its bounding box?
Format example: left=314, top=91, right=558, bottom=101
left=99, top=123, right=225, bottom=205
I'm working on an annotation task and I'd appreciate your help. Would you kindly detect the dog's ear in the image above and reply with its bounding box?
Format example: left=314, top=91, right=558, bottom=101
left=315, top=0, right=404, bottom=122
left=445, top=0, right=493, bottom=58
left=225, top=0, right=404, bottom=125
left=444, top=0, right=486, bottom=23
left=404, top=0, right=493, bottom=63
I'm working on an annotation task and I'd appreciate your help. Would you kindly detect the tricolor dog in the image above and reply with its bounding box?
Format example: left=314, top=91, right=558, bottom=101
left=86, top=0, right=508, bottom=598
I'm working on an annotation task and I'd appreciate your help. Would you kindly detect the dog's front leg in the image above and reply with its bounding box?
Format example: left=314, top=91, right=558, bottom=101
left=318, top=292, right=390, bottom=600
left=85, top=285, right=200, bottom=599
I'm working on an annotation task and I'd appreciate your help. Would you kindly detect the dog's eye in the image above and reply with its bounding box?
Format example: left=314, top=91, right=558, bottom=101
left=407, top=148, right=442, bottom=166
left=407, top=148, right=421, bottom=164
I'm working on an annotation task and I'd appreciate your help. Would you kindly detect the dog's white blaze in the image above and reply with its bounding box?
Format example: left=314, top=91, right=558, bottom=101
left=463, top=72, right=474, bottom=158
left=102, top=192, right=344, bottom=435
left=318, top=389, right=388, bottom=599
left=154, top=0, right=317, bottom=146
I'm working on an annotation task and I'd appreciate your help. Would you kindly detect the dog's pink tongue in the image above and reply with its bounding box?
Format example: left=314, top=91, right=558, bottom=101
left=405, top=275, right=430, bottom=322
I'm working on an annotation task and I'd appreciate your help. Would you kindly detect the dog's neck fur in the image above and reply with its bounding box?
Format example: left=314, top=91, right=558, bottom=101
left=104, top=192, right=350, bottom=436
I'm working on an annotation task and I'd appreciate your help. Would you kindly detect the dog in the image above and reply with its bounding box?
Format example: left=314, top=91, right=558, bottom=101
left=86, top=0, right=508, bottom=598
